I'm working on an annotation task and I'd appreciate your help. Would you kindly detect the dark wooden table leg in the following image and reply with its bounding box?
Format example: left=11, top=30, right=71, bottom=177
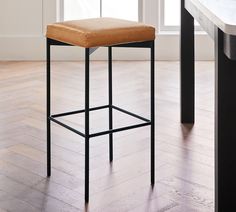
left=180, top=0, right=195, bottom=123
left=215, top=27, right=236, bottom=212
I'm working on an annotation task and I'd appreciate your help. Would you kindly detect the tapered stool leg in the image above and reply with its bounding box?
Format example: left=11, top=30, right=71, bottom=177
left=46, top=38, right=51, bottom=177
left=150, top=41, right=155, bottom=185
left=85, top=48, right=90, bottom=203
left=108, top=46, right=113, bottom=162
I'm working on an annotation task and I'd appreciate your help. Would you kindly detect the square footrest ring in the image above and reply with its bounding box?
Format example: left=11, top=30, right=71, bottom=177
left=49, top=105, right=151, bottom=138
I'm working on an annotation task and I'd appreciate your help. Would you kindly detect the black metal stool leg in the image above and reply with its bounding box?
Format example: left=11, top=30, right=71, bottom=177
left=108, top=46, right=113, bottom=162
left=47, top=38, right=51, bottom=177
left=150, top=41, right=155, bottom=185
left=85, top=48, right=90, bottom=203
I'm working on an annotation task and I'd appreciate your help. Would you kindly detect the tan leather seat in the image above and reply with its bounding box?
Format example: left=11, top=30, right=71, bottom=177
left=46, top=17, right=155, bottom=48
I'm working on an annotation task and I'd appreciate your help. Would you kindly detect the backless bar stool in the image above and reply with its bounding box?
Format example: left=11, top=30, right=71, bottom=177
left=46, top=17, right=155, bottom=202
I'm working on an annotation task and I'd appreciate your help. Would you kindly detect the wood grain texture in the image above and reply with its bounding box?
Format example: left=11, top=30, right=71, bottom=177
left=0, top=61, right=214, bottom=211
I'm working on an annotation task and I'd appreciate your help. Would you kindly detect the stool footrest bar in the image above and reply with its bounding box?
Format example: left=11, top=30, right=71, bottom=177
left=112, top=105, right=150, bottom=122
left=49, top=105, right=151, bottom=138
left=51, top=105, right=109, bottom=118
left=89, top=122, right=151, bottom=138
left=49, top=117, right=85, bottom=137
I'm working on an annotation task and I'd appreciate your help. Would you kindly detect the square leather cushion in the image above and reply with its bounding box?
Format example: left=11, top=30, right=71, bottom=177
left=46, top=17, right=155, bottom=47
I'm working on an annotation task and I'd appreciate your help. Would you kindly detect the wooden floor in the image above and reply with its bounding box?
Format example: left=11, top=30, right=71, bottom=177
left=0, top=61, right=214, bottom=212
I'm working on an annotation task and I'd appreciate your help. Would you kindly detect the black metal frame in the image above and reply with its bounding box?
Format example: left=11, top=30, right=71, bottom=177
left=181, top=0, right=236, bottom=211
left=46, top=38, right=155, bottom=203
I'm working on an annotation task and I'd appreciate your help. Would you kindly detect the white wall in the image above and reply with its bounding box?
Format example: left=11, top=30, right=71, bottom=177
left=0, top=0, right=214, bottom=61
left=0, top=0, right=55, bottom=60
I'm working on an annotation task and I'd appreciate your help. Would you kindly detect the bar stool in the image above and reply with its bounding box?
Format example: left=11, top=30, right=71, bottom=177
left=46, top=17, right=156, bottom=203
